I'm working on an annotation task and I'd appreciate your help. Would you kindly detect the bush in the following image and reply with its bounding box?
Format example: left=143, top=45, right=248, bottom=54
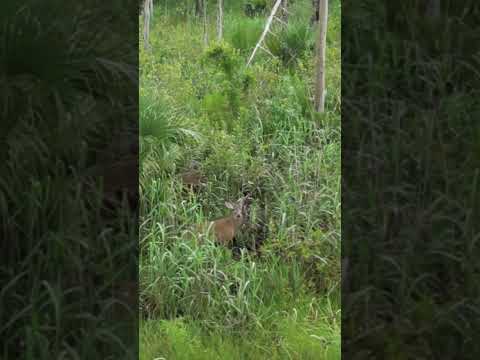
left=244, top=0, right=267, bottom=18
left=226, top=17, right=264, bottom=53
left=266, top=21, right=315, bottom=66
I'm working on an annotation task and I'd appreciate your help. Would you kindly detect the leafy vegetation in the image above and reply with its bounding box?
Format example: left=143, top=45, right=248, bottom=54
left=343, top=1, right=480, bottom=358
left=1, top=1, right=138, bottom=358
left=140, top=0, right=341, bottom=358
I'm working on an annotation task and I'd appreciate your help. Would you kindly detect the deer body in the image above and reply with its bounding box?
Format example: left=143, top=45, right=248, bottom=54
left=180, top=160, right=206, bottom=192
left=208, top=215, right=242, bottom=246
left=198, top=196, right=252, bottom=246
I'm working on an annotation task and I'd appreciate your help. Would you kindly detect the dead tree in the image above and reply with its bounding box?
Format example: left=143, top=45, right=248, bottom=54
left=217, top=0, right=223, bottom=41
left=246, top=0, right=284, bottom=67
left=143, top=0, right=153, bottom=50
left=203, top=0, right=209, bottom=46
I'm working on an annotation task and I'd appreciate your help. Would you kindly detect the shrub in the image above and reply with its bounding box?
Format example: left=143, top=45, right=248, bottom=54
left=226, top=17, right=264, bottom=53
left=244, top=0, right=267, bottom=18
left=266, top=21, right=315, bottom=66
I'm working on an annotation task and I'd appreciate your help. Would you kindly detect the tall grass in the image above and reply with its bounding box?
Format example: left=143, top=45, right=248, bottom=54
left=342, top=1, right=480, bottom=358
left=140, top=0, right=341, bottom=358
left=225, top=16, right=264, bottom=53
left=1, top=1, right=138, bottom=358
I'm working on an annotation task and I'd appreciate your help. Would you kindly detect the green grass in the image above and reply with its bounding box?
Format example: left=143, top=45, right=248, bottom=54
left=140, top=0, right=341, bottom=358
left=342, top=2, right=480, bottom=358
left=140, top=307, right=340, bottom=360
left=1, top=1, right=138, bottom=358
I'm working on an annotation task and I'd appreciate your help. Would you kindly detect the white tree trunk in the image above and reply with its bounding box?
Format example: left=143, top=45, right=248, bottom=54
left=217, top=0, right=223, bottom=41
left=203, top=0, right=209, bottom=47
left=143, top=0, right=152, bottom=50
left=314, top=0, right=328, bottom=113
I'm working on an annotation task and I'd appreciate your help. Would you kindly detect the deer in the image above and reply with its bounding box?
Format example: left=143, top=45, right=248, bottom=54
left=197, top=195, right=253, bottom=247
left=179, top=160, right=207, bottom=192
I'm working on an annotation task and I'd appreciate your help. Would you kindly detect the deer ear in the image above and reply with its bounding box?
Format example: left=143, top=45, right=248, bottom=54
left=225, top=201, right=234, bottom=209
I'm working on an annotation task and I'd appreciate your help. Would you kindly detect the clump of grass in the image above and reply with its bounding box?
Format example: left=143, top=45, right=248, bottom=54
left=266, top=21, right=316, bottom=66
left=225, top=17, right=264, bottom=53
left=140, top=302, right=340, bottom=360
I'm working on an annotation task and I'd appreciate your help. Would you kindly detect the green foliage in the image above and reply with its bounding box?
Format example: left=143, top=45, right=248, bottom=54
left=140, top=86, right=173, bottom=141
left=202, top=92, right=234, bottom=131
left=201, top=42, right=251, bottom=131
left=1, top=1, right=138, bottom=358
left=267, top=21, right=316, bottom=66
left=140, top=1, right=341, bottom=358
left=341, top=0, right=480, bottom=358
left=244, top=0, right=268, bottom=18
left=140, top=307, right=340, bottom=360
left=225, top=17, right=264, bottom=53
left=204, top=42, right=240, bottom=77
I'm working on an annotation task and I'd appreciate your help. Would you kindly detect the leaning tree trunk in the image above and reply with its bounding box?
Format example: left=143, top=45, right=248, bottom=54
left=217, top=0, right=223, bottom=41
left=246, top=0, right=283, bottom=67
left=314, top=0, right=328, bottom=112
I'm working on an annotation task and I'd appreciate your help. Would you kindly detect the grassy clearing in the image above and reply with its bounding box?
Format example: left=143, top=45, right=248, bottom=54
left=140, top=0, right=341, bottom=358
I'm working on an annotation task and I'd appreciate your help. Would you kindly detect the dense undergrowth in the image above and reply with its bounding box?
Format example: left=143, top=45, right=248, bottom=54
left=140, top=0, right=341, bottom=359
left=1, top=1, right=138, bottom=358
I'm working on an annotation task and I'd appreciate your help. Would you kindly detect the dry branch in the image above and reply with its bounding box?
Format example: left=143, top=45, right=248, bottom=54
left=246, top=0, right=283, bottom=67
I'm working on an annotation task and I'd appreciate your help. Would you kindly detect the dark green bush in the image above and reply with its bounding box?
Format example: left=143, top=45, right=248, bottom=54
left=266, top=21, right=315, bottom=66
left=244, top=0, right=267, bottom=18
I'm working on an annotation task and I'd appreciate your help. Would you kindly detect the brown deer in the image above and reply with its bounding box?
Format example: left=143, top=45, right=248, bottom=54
left=198, top=195, right=253, bottom=247
left=180, top=160, right=206, bottom=192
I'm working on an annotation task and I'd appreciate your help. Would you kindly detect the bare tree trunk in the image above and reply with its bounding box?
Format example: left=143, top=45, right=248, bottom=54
left=203, top=0, right=209, bottom=47
left=143, top=0, right=152, bottom=50
left=314, top=0, right=328, bottom=112
left=217, top=0, right=223, bottom=41
left=281, top=0, right=289, bottom=21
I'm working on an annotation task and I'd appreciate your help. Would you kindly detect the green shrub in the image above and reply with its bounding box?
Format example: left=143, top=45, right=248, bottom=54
left=140, top=86, right=174, bottom=141
left=266, top=21, right=315, bottom=66
left=201, top=43, right=247, bottom=130
left=226, top=17, right=264, bottom=53
left=202, top=92, right=233, bottom=131
left=204, top=42, right=240, bottom=78
left=244, top=0, right=267, bottom=18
